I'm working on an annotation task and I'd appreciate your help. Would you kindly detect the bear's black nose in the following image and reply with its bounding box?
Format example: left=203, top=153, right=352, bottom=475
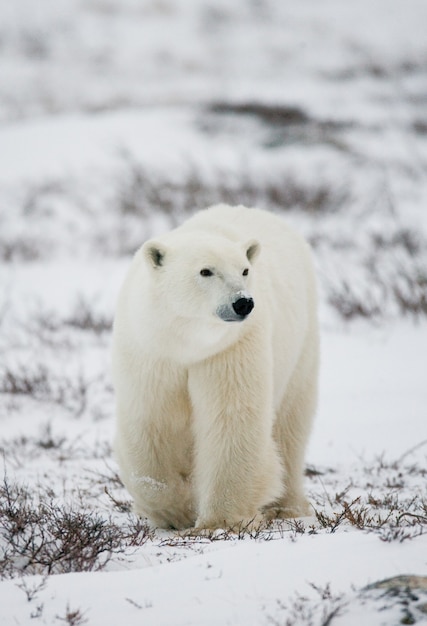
left=232, top=297, right=254, bottom=317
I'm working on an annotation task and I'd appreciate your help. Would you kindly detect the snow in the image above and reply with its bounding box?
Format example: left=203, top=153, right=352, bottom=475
left=1, top=533, right=427, bottom=626
left=1, top=0, right=427, bottom=624
left=311, top=322, right=427, bottom=465
left=0, top=109, right=203, bottom=184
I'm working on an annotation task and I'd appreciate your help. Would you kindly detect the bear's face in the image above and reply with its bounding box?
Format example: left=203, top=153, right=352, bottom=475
left=141, top=234, right=260, bottom=325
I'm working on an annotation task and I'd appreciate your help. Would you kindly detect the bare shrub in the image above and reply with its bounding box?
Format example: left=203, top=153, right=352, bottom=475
left=18, top=29, right=51, bottom=60
left=313, top=494, right=426, bottom=542
left=206, top=102, right=352, bottom=152
left=413, top=120, right=427, bottom=135
left=267, top=582, right=347, bottom=626
left=56, top=604, right=88, bottom=626
left=327, top=269, right=427, bottom=321
left=104, top=487, right=132, bottom=513
left=64, top=296, right=112, bottom=334
left=0, top=364, right=51, bottom=397
left=0, top=476, right=151, bottom=579
left=328, top=53, right=427, bottom=82
left=16, top=574, right=48, bottom=602
left=327, top=279, right=384, bottom=320
left=114, top=154, right=350, bottom=219
left=326, top=225, right=427, bottom=321
left=371, top=228, right=423, bottom=257
left=392, top=262, right=427, bottom=317
left=0, top=364, right=94, bottom=417
left=21, top=180, right=65, bottom=216
left=36, top=422, right=66, bottom=451
left=309, top=452, right=427, bottom=543
left=209, top=102, right=311, bottom=126
left=1, top=426, right=112, bottom=470
left=0, top=236, right=43, bottom=262
left=1, top=156, right=352, bottom=263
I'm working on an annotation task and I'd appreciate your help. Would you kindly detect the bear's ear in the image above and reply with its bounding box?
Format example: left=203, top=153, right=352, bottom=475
left=244, top=239, right=260, bottom=264
left=142, top=240, right=167, bottom=268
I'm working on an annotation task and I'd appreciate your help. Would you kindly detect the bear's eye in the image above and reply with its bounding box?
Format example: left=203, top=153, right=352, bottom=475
left=242, top=268, right=249, bottom=276
left=200, top=268, right=213, bottom=277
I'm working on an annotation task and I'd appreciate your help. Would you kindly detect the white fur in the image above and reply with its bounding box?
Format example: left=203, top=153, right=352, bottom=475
left=112, top=204, right=319, bottom=530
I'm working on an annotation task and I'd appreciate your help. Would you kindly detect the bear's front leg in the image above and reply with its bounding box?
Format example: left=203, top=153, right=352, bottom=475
left=114, top=427, right=196, bottom=530
left=113, top=358, right=196, bottom=530
left=188, top=332, right=283, bottom=530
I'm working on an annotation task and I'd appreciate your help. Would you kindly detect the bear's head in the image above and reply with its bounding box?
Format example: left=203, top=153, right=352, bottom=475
left=141, top=233, right=260, bottom=325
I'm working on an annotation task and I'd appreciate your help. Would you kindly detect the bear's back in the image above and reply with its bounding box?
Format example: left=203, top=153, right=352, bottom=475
left=179, top=204, right=311, bottom=271
left=181, top=204, right=301, bottom=243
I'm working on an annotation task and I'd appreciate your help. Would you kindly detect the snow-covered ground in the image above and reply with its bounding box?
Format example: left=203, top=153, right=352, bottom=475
left=1, top=1, right=426, bottom=624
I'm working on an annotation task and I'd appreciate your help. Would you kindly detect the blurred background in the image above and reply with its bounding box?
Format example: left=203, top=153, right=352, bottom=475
left=0, top=0, right=426, bottom=323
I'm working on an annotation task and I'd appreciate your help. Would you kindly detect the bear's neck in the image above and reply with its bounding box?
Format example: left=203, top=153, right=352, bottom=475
left=140, top=307, right=243, bottom=365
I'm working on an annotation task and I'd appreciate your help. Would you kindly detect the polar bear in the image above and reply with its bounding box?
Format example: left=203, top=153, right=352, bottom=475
left=112, top=204, right=319, bottom=530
